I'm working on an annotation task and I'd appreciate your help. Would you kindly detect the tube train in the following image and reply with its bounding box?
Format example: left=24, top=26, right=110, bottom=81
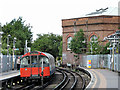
left=20, top=51, right=56, bottom=79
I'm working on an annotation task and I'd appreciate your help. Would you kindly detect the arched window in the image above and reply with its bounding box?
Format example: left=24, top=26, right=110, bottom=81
left=67, top=37, right=72, bottom=50
left=90, top=35, right=97, bottom=41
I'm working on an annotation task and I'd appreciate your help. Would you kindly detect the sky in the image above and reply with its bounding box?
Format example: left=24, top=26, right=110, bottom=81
left=0, top=0, right=119, bottom=41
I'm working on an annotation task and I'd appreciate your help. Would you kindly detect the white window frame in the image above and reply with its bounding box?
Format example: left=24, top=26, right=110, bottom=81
left=90, top=35, right=98, bottom=41
left=67, top=37, right=72, bottom=50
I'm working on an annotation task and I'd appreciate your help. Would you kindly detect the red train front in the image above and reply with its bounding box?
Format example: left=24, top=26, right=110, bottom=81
left=20, top=51, right=56, bottom=79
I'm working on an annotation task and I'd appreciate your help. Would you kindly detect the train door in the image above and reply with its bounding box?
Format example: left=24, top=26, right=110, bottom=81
left=31, top=55, right=39, bottom=76
left=38, top=56, right=50, bottom=76
left=20, top=56, right=31, bottom=77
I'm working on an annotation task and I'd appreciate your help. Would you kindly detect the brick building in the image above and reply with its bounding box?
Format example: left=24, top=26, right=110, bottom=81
left=62, top=7, right=120, bottom=65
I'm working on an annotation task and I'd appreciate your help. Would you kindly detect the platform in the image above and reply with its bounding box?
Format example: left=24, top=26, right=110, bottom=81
left=0, top=70, right=20, bottom=81
left=89, top=69, right=120, bottom=89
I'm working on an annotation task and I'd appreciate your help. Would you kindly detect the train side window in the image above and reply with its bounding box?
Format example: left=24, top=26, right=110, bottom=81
left=43, top=57, right=49, bottom=64
left=39, top=56, right=49, bottom=64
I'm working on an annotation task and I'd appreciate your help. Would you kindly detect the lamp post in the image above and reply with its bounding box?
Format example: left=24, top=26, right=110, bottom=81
left=112, top=36, right=115, bottom=71
left=118, top=41, right=120, bottom=54
left=109, top=41, right=112, bottom=70
left=89, top=40, right=98, bottom=54
left=0, top=30, right=3, bottom=89
left=111, top=34, right=120, bottom=71
left=13, top=37, right=16, bottom=70
left=103, top=30, right=120, bottom=71
left=0, top=30, right=3, bottom=72
left=40, top=53, right=44, bottom=89
left=86, top=20, right=88, bottom=39
left=24, top=40, right=27, bottom=54
left=7, top=34, right=11, bottom=71
left=86, top=20, right=88, bottom=52
left=41, top=58, right=43, bottom=86
left=73, top=21, right=76, bottom=34
left=90, top=42, right=93, bottom=54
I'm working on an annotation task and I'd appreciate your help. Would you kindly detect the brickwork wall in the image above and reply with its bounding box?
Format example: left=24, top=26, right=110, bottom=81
left=62, top=15, right=120, bottom=65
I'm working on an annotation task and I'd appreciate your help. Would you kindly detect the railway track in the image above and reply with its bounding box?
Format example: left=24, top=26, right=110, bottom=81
left=4, top=79, right=36, bottom=90
left=2, top=75, right=54, bottom=90
left=2, top=67, right=91, bottom=90
left=54, top=67, right=86, bottom=90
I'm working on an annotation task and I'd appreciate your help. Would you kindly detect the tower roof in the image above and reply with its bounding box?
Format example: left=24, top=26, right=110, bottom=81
left=85, top=7, right=119, bottom=17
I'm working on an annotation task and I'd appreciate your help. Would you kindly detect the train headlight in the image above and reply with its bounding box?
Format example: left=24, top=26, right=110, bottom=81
left=13, top=83, right=15, bottom=85
left=17, top=81, right=19, bottom=84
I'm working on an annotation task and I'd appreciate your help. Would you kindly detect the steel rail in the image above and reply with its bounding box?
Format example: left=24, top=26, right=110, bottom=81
left=56, top=67, right=78, bottom=90
left=11, top=81, right=35, bottom=90
left=76, top=67, right=91, bottom=89
left=32, top=78, right=53, bottom=90
left=53, top=69, right=67, bottom=90
left=64, top=70, right=77, bottom=90
left=71, top=70, right=86, bottom=90
left=21, top=83, right=35, bottom=90
left=60, top=78, right=70, bottom=90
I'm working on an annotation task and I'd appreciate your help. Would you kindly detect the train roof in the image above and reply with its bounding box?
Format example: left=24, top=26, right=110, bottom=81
left=22, top=51, right=54, bottom=59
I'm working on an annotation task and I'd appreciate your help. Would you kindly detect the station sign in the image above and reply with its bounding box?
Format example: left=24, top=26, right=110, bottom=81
left=107, top=47, right=117, bottom=50
left=87, top=60, right=91, bottom=68
left=107, top=47, right=112, bottom=50
left=14, top=48, right=19, bottom=50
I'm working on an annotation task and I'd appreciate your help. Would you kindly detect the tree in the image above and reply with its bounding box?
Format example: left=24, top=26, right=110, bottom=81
left=70, top=29, right=86, bottom=54
left=2, top=17, right=33, bottom=55
left=102, top=42, right=110, bottom=54
left=31, top=33, right=62, bottom=58
left=70, top=29, right=87, bottom=65
left=58, top=41, right=62, bottom=57
left=58, top=41, right=63, bottom=65
left=88, top=37, right=102, bottom=55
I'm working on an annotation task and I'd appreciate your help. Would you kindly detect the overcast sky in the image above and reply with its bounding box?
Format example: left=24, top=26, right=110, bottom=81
left=0, top=0, right=119, bottom=40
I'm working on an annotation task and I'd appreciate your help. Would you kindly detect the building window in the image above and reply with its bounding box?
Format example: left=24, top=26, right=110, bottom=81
left=90, top=35, right=97, bottom=41
left=67, top=37, right=72, bottom=50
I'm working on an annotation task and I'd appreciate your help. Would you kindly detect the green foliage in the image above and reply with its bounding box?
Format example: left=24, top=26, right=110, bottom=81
left=88, top=37, right=102, bottom=55
left=31, top=33, right=62, bottom=58
left=102, top=42, right=110, bottom=54
left=70, top=29, right=87, bottom=54
left=58, top=41, right=62, bottom=56
left=1, top=17, right=33, bottom=55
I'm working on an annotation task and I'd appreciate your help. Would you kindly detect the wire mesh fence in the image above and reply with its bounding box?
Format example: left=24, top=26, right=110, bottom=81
left=81, top=54, right=120, bottom=71
left=0, top=55, right=22, bottom=72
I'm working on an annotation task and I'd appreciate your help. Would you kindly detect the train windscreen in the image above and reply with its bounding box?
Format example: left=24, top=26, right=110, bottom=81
left=21, top=55, right=49, bottom=66
left=31, top=56, right=37, bottom=64
left=21, top=56, right=30, bottom=65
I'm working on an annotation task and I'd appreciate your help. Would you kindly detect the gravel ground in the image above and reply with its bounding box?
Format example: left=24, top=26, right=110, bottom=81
left=44, top=71, right=63, bottom=90
left=44, top=67, right=91, bottom=89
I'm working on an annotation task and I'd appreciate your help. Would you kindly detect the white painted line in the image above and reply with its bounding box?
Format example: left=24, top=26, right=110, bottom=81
left=0, top=72, right=20, bottom=81
left=91, top=70, right=97, bottom=88
left=92, top=69, right=107, bottom=88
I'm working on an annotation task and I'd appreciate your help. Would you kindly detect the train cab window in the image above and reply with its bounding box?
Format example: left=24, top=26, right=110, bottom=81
left=21, top=56, right=30, bottom=65
left=31, top=56, right=37, bottom=64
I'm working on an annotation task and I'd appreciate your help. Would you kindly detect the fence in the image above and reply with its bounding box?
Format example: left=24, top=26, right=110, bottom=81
left=81, top=54, right=120, bottom=72
left=0, top=55, right=22, bottom=72
left=1, top=54, right=120, bottom=72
